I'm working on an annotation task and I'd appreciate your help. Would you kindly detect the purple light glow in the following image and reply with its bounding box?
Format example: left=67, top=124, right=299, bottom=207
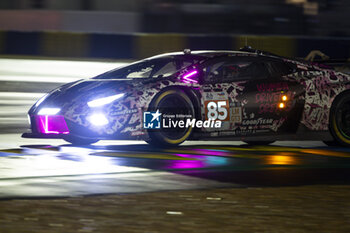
left=192, top=149, right=230, bottom=157
left=174, top=153, right=206, bottom=160
left=182, top=70, right=198, bottom=83
left=166, top=159, right=206, bottom=169
left=36, top=115, right=70, bottom=134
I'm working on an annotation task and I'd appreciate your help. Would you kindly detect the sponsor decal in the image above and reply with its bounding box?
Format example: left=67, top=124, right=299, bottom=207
left=242, top=118, right=273, bottom=126
left=143, top=109, right=221, bottom=129
left=205, top=93, right=214, bottom=100
left=204, top=92, right=228, bottom=102
left=256, top=82, right=289, bottom=92
left=143, top=110, right=162, bottom=129
left=111, top=109, right=138, bottom=116
left=131, top=131, right=146, bottom=136
left=218, top=131, right=237, bottom=136
left=163, top=118, right=221, bottom=128
left=230, top=107, right=242, bottom=124
left=255, top=82, right=293, bottom=114
left=205, top=100, right=229, bottom=121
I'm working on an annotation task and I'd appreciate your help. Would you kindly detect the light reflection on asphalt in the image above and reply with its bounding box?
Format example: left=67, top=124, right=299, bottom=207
left=0, top=143, right=349, bottom=171
left=0, top=141, right=350, bottom=198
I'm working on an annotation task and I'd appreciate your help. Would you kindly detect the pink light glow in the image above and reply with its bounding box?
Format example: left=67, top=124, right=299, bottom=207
left=192, top=149, right=230, bottom=157
left=167, top=154, right=206, bottom=169
left=182, top=70, right=198, bottom=83
left=36, top=115, right=70, bottom=134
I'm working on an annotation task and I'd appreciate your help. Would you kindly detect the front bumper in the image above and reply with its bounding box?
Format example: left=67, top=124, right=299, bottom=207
left=24, top=112, right=146, bottom=141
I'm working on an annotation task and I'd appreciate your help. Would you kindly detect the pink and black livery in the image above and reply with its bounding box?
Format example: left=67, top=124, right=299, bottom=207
left=22, top=48, right=350, bottom=147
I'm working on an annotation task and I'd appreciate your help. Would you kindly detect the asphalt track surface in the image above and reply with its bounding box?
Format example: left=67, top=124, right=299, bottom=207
left=1, top=135, right=350, bottom=198
left=0, top=57, right=350, bottom=200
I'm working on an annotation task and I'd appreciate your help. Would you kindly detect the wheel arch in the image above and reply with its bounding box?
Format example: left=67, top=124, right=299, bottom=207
left=148, top=86, right=201, bottom=118
left=330, top=89, right=350, bottom=111
left=328, top=89, right=350, bottom=146
left=182, top=87, right=202, bottom=120
left=329, top=89, right=350, bottom=126
left=146, top=85, right=197, bottom=146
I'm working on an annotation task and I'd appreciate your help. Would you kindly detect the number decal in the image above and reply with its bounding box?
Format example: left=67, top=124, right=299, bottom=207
left=217, top=101, right=228, bottom=120
left=205, top=100, right=229, bottom=121
left=207, top=101, right=218, bottom=120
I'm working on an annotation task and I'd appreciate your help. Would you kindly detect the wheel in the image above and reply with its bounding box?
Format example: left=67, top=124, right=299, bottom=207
left=244, top=141, right=275, bottom=146
left=64, top=136, right=99, bottom=145
left=329, top=93, right=350, bottom=147
left=146, top=89, right=195, bottom=147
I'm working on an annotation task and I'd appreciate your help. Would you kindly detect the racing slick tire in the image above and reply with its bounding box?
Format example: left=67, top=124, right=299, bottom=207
left=329, top=93, right=350, bottom=147
left=244, top=141, right=275, bottom=146
left=64, top=136, right=99, bottom=145
left=146, top=89, right=195, bottom=147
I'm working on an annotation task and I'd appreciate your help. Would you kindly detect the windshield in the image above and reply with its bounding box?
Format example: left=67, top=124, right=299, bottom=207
left=93, top=55, right=205, bottom=79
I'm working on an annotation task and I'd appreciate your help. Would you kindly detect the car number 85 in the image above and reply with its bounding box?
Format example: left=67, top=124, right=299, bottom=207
left=206, top=100, right=229, bottom=121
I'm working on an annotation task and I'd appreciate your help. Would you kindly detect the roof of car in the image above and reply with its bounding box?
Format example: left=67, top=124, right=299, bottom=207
left=150, top=50, right=246, bottom=57
left=148, top=48, right=281, bottom=60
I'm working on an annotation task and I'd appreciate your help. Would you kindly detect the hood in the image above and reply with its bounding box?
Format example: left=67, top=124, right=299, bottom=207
left=29, top=78, right=145, bottom=114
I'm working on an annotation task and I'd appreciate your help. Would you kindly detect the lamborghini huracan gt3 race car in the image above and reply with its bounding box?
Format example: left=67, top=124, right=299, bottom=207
left=22, top=48, right=350, bottom=147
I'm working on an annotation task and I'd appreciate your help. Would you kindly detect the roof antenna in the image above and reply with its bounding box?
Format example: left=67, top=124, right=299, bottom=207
left=183, top=49, right=191, bottom=55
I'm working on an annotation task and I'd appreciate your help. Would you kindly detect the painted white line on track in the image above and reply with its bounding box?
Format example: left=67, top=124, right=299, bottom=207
left=0, top=92, right=45, bottom=99
left=0, top=75, right=80, bottom=83
left=0, top=118, right=27, bottom=121
left=0, top=113, right=28, bottom=117
left=0, top=100, right=35, bottom=105
left=0, top=106, right=31, bottom=113
left=0, top=153, right=149, bottom=179
left=0, top=58, right=129, bottom=82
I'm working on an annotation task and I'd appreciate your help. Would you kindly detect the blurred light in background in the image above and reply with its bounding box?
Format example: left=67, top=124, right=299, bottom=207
left=0, top=59, right=128, bottom=83
left=0, top=0, right=346, bottom=37
left=0, top=58, right=129, bottom=134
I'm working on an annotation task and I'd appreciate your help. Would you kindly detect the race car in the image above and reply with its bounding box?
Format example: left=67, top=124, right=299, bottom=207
left=22, top=48, right=350, bottom=147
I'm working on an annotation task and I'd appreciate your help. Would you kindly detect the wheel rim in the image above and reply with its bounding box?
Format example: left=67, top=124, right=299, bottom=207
left=336, top=100, right=350, bottom=140
left=156, top=94, right=194, bottom=141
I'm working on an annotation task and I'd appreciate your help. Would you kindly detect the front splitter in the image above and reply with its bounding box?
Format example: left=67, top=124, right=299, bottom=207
left=22, top=132, right=65, bottom=139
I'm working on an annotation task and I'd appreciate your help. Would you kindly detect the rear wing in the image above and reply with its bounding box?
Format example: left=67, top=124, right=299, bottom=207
left=312, top=59, right=350, bottom=74
left=304, top=50, right=350, bottom=74
left=313, top=59, right=348, bottom=68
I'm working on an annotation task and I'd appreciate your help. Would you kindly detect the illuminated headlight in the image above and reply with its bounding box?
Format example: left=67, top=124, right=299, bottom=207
left=88, top=93, right=125, bottom=108
left=38, top=108, right=61, bottom=115
left=88, top=113, right=109, bottom=126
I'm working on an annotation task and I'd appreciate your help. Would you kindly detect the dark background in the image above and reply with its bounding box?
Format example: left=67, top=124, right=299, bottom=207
left=1, top=0, right=350, bottom=59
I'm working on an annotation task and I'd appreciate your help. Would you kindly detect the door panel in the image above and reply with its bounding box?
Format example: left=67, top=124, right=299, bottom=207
left=201, top=82, right=246, bottom=134
left=199, top=56, right=305, bottom=137
left=238, top=78, right=304, bottom=135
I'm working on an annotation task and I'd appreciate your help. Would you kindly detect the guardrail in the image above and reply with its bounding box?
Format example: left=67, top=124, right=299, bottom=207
left=0, top=31, right=349, bottom=59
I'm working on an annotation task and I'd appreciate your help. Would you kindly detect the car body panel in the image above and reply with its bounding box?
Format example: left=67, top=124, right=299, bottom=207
left=23, top=50, right=350, bottom=143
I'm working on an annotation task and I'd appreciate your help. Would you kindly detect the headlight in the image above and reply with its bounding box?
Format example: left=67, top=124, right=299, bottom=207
left=87, top=113, right=109, bottom=126
left=88, top=93, right=125, bottom=108
left=38, top=108, right=61, bottom=115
